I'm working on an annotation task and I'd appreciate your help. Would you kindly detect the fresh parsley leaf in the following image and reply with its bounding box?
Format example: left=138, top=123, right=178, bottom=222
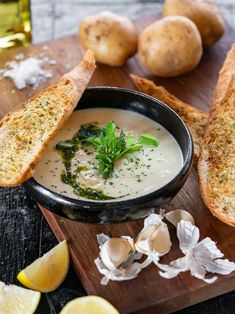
left=116, top=143, right=142, bottom=159
left=95, top=122, right=126, bottom=178
left=125, top=135, right=136, bottom=146
left=138, top=133, right=160, bottom=147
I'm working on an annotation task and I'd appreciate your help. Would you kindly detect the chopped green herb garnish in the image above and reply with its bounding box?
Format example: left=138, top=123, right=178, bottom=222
left=55, top=120, right=160, bottom=200
left=79, top=121, right=159, bottom=178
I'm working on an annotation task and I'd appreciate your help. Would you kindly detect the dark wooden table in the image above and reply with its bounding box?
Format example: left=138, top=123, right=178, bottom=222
left=0, top=186, right=235, bottom=313
left=1, top=10, right=235, bottom=314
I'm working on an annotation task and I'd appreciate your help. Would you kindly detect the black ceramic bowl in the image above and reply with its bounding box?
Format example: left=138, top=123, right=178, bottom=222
left=24, top=87, right=193, bottom=224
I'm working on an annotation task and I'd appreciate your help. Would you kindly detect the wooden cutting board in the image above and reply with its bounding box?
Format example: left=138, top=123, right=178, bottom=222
left=0, top=14, right=235, bottom=314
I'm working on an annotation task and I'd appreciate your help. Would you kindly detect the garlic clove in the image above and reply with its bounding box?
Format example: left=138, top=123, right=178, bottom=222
left=135, top=225, right=157, bottom=255
left=95, top=234, right=148, bottom=285
left=165, top=209, right=195, bottom=227
left=151, top=223, right=172, bottom=255
left=135, top=225, right=156, bottom=243
left=100, top=238, right=133, bottom=271
left=135, top=222, right=171, bottom=256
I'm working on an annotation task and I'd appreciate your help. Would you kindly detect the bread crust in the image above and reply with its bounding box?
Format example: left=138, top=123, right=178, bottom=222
left=0, top=50, right=96, bottom=187
left=198, top=44, right=235, bottom=227
left=130, top=74, right=208, bottom=162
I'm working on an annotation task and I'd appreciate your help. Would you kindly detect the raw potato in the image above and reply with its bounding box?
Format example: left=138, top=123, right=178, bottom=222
left=79, top=11, right=138, bottom=66
left=138, top=16, right=203, bottom=77
left=163, top=0, right=225, bottom=47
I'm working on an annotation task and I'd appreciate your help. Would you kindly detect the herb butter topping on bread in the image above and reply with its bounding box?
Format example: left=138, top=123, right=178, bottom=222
left=198, top=44, right=235, bottom=227
left=130, top=74, right=208, bottom=162
left=0, top=50, right=96, bottom=187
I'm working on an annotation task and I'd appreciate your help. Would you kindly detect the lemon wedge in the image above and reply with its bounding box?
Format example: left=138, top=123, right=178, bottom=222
left=17, top=240, right=69, bottom=293
left=0, top=281, right=41, bottom=314
left=60, top=296, right=120, bottom=314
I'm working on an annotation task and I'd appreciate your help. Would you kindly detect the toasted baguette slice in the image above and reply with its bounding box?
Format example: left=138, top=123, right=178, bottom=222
left=0, top=50, right=96, bottom=187
left=198, top=44, right=235, bottom=227
left=130, top=74, right=208, bottom=162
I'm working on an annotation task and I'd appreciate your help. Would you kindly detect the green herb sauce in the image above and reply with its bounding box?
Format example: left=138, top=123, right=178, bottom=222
left=56, top=124, right=115, bottom=200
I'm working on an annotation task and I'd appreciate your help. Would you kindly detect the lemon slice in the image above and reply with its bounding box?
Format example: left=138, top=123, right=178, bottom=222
left=60, top=296, right=120, bottom=314
left=0, top=281, right=41, bottom=314
left=17, top=240, right=69, bottom=293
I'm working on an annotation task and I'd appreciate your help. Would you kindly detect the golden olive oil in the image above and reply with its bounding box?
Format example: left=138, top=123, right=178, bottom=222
left=0, top=0, right=31, bottom=51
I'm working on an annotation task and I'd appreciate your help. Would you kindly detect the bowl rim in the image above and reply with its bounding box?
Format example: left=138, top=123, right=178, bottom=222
left=26, top=86, right=193, bottom=210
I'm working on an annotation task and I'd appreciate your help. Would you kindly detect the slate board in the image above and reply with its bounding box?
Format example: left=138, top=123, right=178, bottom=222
left=0, top=14, right=235, bottom=314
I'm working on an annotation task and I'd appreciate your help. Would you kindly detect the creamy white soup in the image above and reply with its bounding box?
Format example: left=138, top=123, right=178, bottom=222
left=34, top=108, right=183, bottom=201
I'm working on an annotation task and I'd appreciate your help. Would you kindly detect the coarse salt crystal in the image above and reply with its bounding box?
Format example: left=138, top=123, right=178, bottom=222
left=1, top=57, right=52, bottom=90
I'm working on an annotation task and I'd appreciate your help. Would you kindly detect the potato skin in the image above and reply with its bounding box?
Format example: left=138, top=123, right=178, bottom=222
left=138, top=16, right=203, bottom=77
left=163, top=0, right=225, bottom=47
left=79, top=11, right=138, bottom=66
